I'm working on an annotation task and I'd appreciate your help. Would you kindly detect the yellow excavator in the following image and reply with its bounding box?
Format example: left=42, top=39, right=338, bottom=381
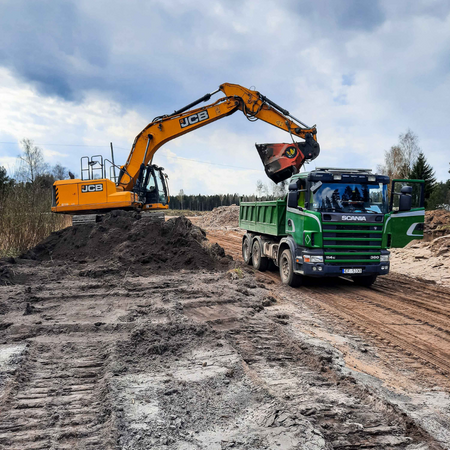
left=51, top=83, right=320, bottom=220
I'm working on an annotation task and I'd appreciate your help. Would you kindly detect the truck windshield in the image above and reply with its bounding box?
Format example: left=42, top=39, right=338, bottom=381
left=310, top=182, right=388, bottom=214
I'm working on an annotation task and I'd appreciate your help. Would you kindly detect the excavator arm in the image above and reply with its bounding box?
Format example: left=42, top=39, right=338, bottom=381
left=117, top=83, right=319, bottom=190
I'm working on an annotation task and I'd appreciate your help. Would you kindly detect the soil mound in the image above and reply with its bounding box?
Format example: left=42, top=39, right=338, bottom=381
left=196, top=205, right=240, bottom=229
left=391, top=234, right=450, bottom=286
left=23, top=211, right=229, bottom=273
left=425, top=209, right=450, bottom=234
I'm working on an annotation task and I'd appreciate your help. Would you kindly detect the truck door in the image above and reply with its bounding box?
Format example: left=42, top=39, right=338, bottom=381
left=384, top=179, right=425, bottom=248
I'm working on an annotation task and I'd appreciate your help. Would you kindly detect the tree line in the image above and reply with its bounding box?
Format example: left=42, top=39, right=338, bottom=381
left=170, top=180, right=288, bottom=211
left=0, top=139, right=70, bottom=256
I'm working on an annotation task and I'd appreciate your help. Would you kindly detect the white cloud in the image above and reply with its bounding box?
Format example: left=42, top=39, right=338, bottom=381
left=0, top=67, right=148, bottom=175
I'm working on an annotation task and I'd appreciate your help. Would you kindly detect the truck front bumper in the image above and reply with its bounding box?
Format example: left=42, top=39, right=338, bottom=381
left=294, top=249, right=390, bottom=277
left=296, top=262, right=390, bottom=277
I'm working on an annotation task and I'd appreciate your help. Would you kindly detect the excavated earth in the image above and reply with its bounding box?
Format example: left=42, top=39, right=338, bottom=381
left=195, top=205, right=240, bottom=230
left=0, top=213, right=449, bottom=449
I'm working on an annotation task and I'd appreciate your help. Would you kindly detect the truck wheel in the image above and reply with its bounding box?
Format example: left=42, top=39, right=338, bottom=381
left=242, top=236, right=252, bottom=265
left=352, top=275, right=377, bottom=287
left=252, top=240, right=269, bottom=271
left=279, top=249, right=302, bottom=287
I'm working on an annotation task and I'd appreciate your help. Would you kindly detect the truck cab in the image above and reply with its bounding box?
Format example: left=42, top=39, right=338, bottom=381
left=240, top=168, right=425, bottom=287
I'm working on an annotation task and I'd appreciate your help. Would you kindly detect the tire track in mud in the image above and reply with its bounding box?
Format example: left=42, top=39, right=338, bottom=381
left=224, top=317, right=439, bottom=449
left=296, top=282, right=450, bottom=378
left=206, top=230, right=450, bottom=382
left=0, top=340, right=115, bottom=450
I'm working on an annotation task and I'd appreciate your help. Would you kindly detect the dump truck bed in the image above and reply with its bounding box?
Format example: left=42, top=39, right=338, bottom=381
left=239, top=199, right=287, bottom=236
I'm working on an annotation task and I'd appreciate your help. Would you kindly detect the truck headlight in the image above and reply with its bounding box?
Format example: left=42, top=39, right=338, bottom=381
left=311, top=256, right=323, bottom=263
left=380, top=254, right=390, bottom=262
left=303, top=254, right=310, bottom=263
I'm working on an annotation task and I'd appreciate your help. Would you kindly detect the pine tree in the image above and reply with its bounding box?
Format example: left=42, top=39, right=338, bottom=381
left=409, top=152, right=436, bottom=208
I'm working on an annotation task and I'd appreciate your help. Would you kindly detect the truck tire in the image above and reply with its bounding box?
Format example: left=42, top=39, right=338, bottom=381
left=242, top=236, right=252, bottom=265
left=252, top=240, right=269, bottom=272
left=279, top=249, right=302, bottom=287
left=352, top=275, right=377, bottom=287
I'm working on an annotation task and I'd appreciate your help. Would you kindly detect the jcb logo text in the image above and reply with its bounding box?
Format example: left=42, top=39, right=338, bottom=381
left=81, top=184, right=103, bottom=193
left=179, top=111, right=209, bottom=128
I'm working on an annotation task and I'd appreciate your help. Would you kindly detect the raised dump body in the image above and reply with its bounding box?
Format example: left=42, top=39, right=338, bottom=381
left=239, top=168, right=425, bottom=287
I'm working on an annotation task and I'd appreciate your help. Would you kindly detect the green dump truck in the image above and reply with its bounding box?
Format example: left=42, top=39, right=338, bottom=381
left=240, top=168, right=425, bottom=287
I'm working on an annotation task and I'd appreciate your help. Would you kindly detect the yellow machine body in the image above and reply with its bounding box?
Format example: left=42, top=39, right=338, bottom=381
left=51, top=179, right=149, bottom=214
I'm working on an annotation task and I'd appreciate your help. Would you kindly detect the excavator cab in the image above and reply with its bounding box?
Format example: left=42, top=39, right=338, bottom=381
left=134, top=164, right=170, bottom=210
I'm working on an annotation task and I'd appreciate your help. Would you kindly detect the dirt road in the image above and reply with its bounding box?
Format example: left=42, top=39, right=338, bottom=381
left=206, top=229, right=450, bottom=377
left=0, top=218, right=449, bottom=449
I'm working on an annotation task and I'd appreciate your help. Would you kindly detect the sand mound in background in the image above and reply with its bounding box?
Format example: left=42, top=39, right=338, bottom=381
left=390, top=234, right=450, bottom=286
left=195, top=205, right=240, bottom=229
left=22, top=211, right=229, bottom=273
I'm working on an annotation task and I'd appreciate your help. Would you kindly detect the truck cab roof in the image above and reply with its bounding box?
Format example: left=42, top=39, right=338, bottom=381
left=292, top=168, right=389, bottom=184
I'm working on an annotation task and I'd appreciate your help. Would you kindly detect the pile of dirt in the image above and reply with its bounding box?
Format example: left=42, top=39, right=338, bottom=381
left=390, top=234, right=450, bottom=286
left=195, top=205, right=240, bottom=229
left=22, top=211, right=230, bottom=273
left=425, top=209, right=450, bottom=234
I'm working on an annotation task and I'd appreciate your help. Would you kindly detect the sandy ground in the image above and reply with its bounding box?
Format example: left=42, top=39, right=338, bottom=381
left=0, top=216, right=449, bottom=449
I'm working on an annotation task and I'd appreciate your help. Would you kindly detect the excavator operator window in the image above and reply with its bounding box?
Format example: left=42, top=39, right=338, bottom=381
left=145, top=171, right=157, bottom=193
left=156, top=170, right=168, bottom=205
left=143, top=168, right=159, bottom=205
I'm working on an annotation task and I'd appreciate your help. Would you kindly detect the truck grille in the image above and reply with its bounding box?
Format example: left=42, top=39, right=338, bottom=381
left=323, top=222, right=383, bottom=265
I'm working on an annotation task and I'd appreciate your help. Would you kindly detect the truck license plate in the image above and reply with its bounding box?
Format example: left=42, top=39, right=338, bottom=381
left=342, top=268, right=363, bottom=274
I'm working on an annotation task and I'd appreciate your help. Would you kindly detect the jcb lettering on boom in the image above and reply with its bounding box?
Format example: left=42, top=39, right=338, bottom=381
left=179, top=111, right=209, bottom=128
left=81, top=184, right=103, bottom=193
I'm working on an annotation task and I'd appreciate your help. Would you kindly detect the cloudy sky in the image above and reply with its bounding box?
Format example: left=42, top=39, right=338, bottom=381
left=0, top=0, right=449, bottom=195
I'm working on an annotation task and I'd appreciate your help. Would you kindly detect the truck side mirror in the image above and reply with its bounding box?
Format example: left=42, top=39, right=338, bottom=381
left=398, top=193, right=412, bottom=211
left=287, top=191, right=299, bottom=208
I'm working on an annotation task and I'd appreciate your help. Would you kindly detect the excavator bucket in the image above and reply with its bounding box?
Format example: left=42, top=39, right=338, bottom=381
left=256, top=135, right=320, bottom=184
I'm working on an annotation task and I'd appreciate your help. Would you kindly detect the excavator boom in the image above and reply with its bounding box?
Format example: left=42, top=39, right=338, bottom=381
left=117, top=83, right=319, bottom=190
